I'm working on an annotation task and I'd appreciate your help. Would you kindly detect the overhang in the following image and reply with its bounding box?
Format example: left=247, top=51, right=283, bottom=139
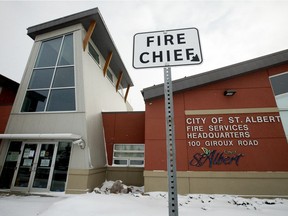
left=142, top=48, right=288, bottom=100
left=27, top=7, right=133, bottom=88
left=0, top=133, right=81, bottom=140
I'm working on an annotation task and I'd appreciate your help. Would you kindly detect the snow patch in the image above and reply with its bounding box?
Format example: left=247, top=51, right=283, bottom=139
left=93, top=180, right=144, bottom=195
left=1, top=181, right=288, bottom=216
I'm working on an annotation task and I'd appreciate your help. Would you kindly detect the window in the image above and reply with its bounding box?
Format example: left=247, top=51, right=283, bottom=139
left=88, top=42, right=100, bottom=65
left=0, top=141, right=22, bottom=189
left=113, top=144, right=144, bottom=167
left=21, top=34, right=75, bottom=112
left=106, top=69, right=114, bottom=83
left=118, top=84, right=124, bottom=96
left=50, top=142, right=72, bottom=192
left=270, top=72, right=288, bottom=140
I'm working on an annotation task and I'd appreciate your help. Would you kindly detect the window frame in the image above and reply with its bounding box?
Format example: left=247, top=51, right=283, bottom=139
left=117, top=84, right=124, bottom=97
left=88, top=42, right=100, bottom=66
left=21, top=33, right=76, bottom=113
left=269, top=72, right=288, bottom=141
left=106, top=69, right=114, bottom=84
left=88, top=41, right=127, bottom=96
left=112, top=144, right=145, bottom=167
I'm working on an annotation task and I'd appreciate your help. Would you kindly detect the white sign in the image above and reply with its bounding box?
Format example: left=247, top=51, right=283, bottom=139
left=133, top=28, right=202, bottom=69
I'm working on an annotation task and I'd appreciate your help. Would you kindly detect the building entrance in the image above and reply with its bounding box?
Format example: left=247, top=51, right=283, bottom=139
left=11, top=142, right=58, bottom=192
left=0, top=141, right=22, bottom=189
left=0, top=140, right=72, bottom=193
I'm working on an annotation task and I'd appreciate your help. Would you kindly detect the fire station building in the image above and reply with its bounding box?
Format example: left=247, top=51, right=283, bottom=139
left=0, top=8, right=135, bottom=194
left=0, top=8, right=288, bottom=196
left=142, top=49, right=288, bottom=196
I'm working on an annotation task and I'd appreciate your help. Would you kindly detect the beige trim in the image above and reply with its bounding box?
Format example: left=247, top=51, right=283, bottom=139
left=144, top=170, right=288, bottom=178
left=144, top=171, right=288, bottom=196
left=68, top=167, right=106, bottom=175
left=66, top=167, right=144, bottom=194
left=106, top=166, right=144, bottom=186
left=185, top=107, right=279, bottom=115
left=66, top=167, right=106, bottom=194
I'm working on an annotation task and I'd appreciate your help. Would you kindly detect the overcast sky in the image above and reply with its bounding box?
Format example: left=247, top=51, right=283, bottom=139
left=1, top=0, right=288, bottom=110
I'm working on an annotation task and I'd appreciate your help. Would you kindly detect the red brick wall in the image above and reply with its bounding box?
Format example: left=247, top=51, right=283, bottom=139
left=145, top=67, right=288, bottom=172
left=0, top=87, right=17, bottom=105
left=102, top=112, right=145, bottom=165
left=0, top=83, right=18, bottom=134
left=0, top=105, right=12, bottom=133
left=0, top=76, right=18, bottom=142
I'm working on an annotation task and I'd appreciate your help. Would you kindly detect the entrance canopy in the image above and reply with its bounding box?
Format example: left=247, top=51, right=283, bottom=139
left=0, top=133, right=81, bottom=140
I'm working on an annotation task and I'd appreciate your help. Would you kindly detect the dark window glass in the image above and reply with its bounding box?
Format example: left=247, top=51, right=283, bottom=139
left=58, top=34, right=74, bottom=66
left=51, top=142, right=71, bottom=192
left=0, top=142, right=22, bottom=189
left=130, top=160, right=144, bottom=166
left=21, top=90, right=49, bottom=112
left=14, top=144, right=37, bottom=187
left=270, top=73, right=288, bottom=139
left=52, top=67, right=74, bottom=88
left=35, top=37, right=62, bottom=67
left=270, top=73, right=288, bottom=96
left=28, top=68, right=54, bottom=89
left=107, top=70, right=113, bottom=82
left=22, top=34, right=75, bottom=113
left=114, top=160, right=127, bottom=165
left=46, top=89, right=75, bottom=111
left=88, top=43, right=99, bottom=64
left=33, top=144, right=55, bottom=188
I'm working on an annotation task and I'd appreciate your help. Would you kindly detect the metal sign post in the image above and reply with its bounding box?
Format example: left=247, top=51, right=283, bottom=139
left=133, top=27, right=202, bottom=216
left=164, top=67, right=178, bottom=216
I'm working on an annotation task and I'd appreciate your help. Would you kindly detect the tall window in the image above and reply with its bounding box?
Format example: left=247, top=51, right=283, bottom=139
left=88, top=42, right=100, bottom=65
left=270, top=72, right=288, bottom=140
left=106, top=69, right=114, bottom=84
left=118, top=84, right=124, bottom=97
left=22, top=34, right=75, bottom=112
left=113, top=144, right=144, bottom=167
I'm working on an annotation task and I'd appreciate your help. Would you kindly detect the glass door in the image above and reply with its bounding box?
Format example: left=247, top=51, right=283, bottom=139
left=0, top=141, right=22, bottom=189
left=12, top=143, right=37, bottom=191
left=11, top=142, right=58, bottom=192
left=31, top=143, right=57, bottom=191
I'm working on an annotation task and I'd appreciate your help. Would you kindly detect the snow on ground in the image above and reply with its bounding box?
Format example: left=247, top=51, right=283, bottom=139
left=0, top=193, right=65, bottom=216
left=0, top=181, right=288, bottom=216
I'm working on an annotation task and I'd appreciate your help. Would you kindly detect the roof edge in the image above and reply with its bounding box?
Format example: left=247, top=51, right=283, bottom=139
left=27, top=8, right=100, bottom=39
left=26, top=8, right=133, bottom=88
left=142, top=48, right=288, bottom=100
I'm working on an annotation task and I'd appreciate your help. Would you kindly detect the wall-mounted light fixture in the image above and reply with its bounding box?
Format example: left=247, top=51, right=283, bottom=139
left=73, top=138, right=86, bottom=149
left=224, top=89, right=236, bottom=96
